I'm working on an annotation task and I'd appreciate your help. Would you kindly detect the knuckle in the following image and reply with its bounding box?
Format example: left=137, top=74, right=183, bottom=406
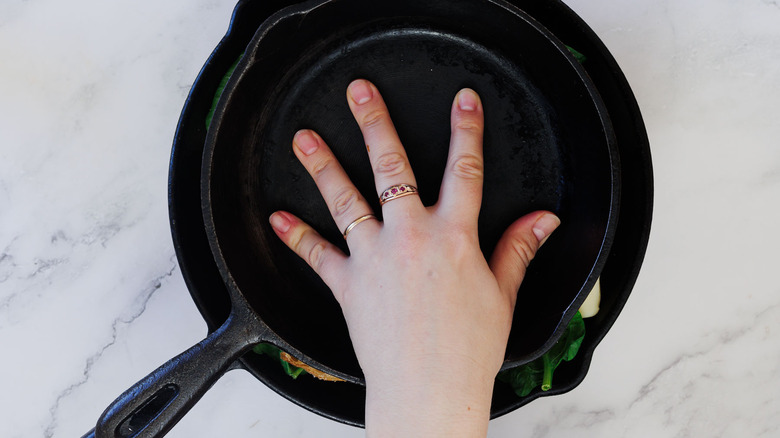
left=374, top=152, right=408, bottom=176
left=360, top=108, right=389, bottom=130
left=307, top=240, right=328, bottom=271
left=331, top=188, right=359, bottom=218
left=288, top=228, right=305, bottom=253
left=309, top=156, right=334, bottom=179
left=450, top=154, right=484, bottom=180
left=510, top=234, right=538, bottom=268
left=454, top=119, right=483, bottom=135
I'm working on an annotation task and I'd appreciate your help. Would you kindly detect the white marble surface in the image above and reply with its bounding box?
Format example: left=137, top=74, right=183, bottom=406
left=2, top=0, right=779, bottom=437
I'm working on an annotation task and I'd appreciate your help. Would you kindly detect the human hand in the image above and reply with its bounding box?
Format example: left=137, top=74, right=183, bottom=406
left=269, top=79, right=559, bottom=437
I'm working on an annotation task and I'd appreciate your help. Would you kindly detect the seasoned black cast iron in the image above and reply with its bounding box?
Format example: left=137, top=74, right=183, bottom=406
left=203, top=0, right=617, bottom=380
left=86, top=0, right=638, bottom=435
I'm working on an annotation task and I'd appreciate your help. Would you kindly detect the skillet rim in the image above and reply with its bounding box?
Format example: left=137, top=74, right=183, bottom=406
left=169, top=0, right=650, bottom=426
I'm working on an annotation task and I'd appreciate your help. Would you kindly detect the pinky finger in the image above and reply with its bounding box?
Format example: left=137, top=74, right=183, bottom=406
left=269, top=211, right=347, bottom=290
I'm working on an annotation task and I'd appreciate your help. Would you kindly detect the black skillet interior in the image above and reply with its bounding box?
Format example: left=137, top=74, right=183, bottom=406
left=170, top=0, right=650, bottom=426
left=202, top=0, right=618, bottom=382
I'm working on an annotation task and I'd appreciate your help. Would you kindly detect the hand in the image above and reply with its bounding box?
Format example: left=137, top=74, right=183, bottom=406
left=269, top=79, right=559, bottom=437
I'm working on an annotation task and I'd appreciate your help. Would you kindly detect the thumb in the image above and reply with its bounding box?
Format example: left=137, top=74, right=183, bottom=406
left=489, top=211, right=560, bottom=302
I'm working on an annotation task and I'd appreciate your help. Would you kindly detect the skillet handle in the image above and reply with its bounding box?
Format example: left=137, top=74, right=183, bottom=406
left=91, top=310, right=266, bottom=438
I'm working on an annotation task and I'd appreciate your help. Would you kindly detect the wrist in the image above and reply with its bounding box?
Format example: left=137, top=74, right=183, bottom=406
left=364, top=358, right=496, bottom=437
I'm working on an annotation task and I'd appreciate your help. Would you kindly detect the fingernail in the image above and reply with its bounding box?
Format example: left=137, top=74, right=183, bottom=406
left=294, top=130, right=319, bottom=156
left=348, top=79, right=373, bottom=105
left=457, top=89, right=479, bottom=111
left=532, top=213, right=560, bottom=245
left=269, top=212, right=291, bottom=233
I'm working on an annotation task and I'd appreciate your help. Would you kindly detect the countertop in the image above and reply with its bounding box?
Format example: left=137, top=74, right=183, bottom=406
left=2, top=0, right=779, bottom=437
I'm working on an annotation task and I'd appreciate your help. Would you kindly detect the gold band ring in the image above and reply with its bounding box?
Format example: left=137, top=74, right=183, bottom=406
left=343, top=214, right=377, bottom=239
left=379, top=184, right=419, bottom=205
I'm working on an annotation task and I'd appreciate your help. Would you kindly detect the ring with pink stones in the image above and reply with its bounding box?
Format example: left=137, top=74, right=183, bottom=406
left=379, top=183, right=419, bottom=205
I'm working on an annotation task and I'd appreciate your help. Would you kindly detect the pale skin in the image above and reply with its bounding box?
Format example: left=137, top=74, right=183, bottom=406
left=269, top=79, right=560, bottom=437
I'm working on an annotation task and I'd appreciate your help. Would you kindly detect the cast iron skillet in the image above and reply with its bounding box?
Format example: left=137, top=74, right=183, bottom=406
left=203, top=0, right=618, bottom=381
left=173, top=0, right=650, bottom=426
left=87, top=0, right=625, bottom=436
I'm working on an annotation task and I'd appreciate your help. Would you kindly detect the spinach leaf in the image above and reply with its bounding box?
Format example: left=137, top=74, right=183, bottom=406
left=253, top=343, right=308, bottom=379
left=498, top=311, right=586, bottom=397
left=566, top=45, right=588, bottom=64
left=205, top=53, right=244, bottom=130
